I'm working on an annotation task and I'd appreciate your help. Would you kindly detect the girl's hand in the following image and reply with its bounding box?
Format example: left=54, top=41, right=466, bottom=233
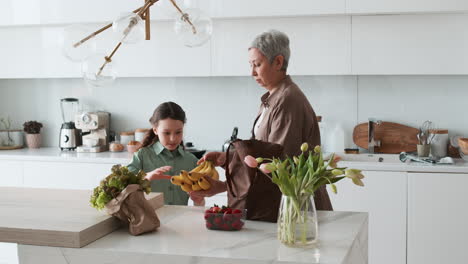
left=145, top=166, right=172, bottom=181
left=198, top=151, right=226, bottom=167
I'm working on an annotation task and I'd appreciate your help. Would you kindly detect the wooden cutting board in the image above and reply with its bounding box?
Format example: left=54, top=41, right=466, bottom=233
left=0, top=187, right=164, bottom=248
left=353, top=122, right=419, bottom=154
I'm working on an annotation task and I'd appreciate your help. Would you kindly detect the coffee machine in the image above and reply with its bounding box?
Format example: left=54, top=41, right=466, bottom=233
left=59, top=98, right=80, bottom=151
left=75, top=111, right=111, bottom=152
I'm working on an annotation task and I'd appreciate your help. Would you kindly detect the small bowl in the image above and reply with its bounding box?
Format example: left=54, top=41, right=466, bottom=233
left=109, top=142, right=124, bottom=152
left=458, top=138, right=468, bottom=155
left=127, top=142, right=141, bottom=153
left=204, top=208, right=246, bottom=231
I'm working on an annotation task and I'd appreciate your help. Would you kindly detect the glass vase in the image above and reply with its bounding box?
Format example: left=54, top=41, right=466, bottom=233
left=277, top=194, right=318, bottom=247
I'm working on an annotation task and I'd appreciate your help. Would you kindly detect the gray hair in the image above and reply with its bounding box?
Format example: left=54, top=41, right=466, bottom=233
left=250, top=30, right=290, bottom=71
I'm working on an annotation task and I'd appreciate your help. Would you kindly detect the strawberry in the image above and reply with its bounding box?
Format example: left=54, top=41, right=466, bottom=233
left=204, top=213, right=214, bottom=221
left=223, top=211, right=234, bottom=222
left=221, top=223, right=230, bottom=230
left=206, top=222, right=213, bottom=229
left=213, top=215, right=223, bottom=226
left=233, top=209, right=242, bottom=214
left=232, top=220, right=244, bottom=230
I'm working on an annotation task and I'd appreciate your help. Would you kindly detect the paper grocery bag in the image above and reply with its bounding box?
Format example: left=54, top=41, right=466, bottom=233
left=105, top=184, right=160, bottom=235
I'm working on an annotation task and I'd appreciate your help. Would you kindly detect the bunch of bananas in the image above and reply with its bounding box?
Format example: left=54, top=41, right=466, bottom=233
left=170, top=161, right=219, bottom=192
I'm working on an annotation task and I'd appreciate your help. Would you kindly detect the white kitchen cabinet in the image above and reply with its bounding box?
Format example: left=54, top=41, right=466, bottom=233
left=211, top=16, right=351, bottom=76
left=329, top=171, right=407, bottom=264
left=115, top=21, right=211, bottom=77
left=0, top=0, right=346, bottom=27
left=352, top=14, right=468, bottom=75
left=347, top=0, right=468, bottom=14
left=23, top=161, right=112, bottom=190
left=211, top=0, right=345, bottom=18
left=407, top=172, right=468, bottom=264
left=0, top=160, right=23, bottom=187
left=0, top=0, right=167, bottom=26
left=0, top=26, right=81, bottom=79
left=0, top=21, right=211, bottom=79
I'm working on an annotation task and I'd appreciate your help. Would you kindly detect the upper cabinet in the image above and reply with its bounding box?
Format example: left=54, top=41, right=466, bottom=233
left=210, top=0, right=345, bottom=17
left=352, top=14, right=468, bottom=75
left=0, top=0, right=346, bottom=27
left=1, top=0, right=467, bottom=78
left=347, top=0, right=468, bottom=14
left=2, top=0, right=466, bottom=27
left=211, top=16, right=351, bottom=76
left=0, top=0, right=138, bottom=26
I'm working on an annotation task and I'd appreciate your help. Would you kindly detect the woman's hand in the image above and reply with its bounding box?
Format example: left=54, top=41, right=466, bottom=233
left=189, top=192, right=206, bottom=206
left=198, top=151, right=226, bottom=167
left=191, top=176, right=227, bottom=198
left=145, top=166, right=172, bottom=181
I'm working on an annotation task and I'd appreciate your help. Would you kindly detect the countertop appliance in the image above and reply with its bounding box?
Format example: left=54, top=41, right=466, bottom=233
left=59, top=98, right=80, bottom=151
left=75, top=111, right=111, bottom=152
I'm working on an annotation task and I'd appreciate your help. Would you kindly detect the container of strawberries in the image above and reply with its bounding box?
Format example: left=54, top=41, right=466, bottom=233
left=204, top=205, right=245, bottom=231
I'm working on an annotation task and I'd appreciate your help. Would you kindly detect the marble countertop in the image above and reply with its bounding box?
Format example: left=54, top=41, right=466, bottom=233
left=1, top=206, right=368, bottom=264
left=0, top=147, right=133, bottom=164
left=336, top=153, right=468, bottom=173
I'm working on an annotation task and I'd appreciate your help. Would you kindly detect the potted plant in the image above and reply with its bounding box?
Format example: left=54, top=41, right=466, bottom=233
left=23, top=121, right=43, bottom=148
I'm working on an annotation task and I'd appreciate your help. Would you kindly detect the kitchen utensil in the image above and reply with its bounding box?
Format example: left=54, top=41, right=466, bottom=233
left=417, top=120, right=434, bottom=145
left=417, top=144, right=430, bottom=157
left=399, top=152, right=435, bottom=164
left=399, top=152, right=454, bottom=165
left=59, top=98, right=80, bottom=150
left=353, top=122, right=419, bottom=153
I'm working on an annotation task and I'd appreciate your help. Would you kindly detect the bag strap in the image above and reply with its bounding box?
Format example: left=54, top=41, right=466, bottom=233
left=225, top=141, right=238, bottom=198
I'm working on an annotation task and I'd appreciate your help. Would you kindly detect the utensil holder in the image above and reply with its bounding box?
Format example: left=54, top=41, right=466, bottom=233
left=417, top=144, right=431, bottom=157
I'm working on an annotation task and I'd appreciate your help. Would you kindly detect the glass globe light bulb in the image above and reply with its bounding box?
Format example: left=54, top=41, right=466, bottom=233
left=61, top=24, right=97, bottom=62
left=112, top=13, right=145, bottom=44
left=81, top=53, right=117, bottom=88
left=174, top=8, right=212, bottom=47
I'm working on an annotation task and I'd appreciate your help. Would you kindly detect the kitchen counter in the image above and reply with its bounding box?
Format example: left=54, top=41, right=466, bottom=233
left=1, top=148, right=468, bottom=173
left=0, top=147, right=133, bottom=164
left=0, top=206, right=368, bottom=264
left=337, top=153, right=468, bottom=173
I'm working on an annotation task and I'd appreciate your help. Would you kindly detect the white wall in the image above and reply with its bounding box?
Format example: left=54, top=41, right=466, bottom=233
left=1, top=75, right=467, bottom=151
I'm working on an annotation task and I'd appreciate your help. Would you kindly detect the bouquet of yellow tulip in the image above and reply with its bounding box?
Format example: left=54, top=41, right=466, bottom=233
left=244, top=143, right=365, bottom=246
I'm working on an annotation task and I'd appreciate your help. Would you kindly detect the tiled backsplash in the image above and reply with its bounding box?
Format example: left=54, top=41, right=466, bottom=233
left=0, top=75, right=467, bottom=150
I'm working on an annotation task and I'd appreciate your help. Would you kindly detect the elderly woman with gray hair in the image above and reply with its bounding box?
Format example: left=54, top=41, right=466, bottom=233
left=193, top=30, right=333, bottom=211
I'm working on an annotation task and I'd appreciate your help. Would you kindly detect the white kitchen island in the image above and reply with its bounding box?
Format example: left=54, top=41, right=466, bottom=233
left=2, top=206, right=368, bottom=264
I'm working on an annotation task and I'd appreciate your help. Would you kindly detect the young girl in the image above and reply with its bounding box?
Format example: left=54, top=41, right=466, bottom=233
left=127, top=102, right=204, bottom=206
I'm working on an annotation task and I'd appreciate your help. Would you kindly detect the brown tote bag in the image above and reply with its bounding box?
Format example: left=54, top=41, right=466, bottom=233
left=225, top=139, right=284, bottom=222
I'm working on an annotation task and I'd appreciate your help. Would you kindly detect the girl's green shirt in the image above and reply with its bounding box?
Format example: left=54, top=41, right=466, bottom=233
left=127, top=141, right=198, bottom=205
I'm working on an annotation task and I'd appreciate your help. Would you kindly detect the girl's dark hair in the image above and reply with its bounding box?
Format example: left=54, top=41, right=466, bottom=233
left=140, top=102, right=187, bottom=148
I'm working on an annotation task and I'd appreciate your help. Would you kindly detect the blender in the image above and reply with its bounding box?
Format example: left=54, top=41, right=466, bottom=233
left=59, top=98, right=80, bottom=150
